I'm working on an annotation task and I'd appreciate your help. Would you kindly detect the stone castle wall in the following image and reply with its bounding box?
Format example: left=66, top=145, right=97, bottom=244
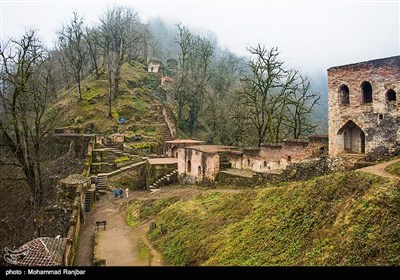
left=328, top=56, right=400, bottom=156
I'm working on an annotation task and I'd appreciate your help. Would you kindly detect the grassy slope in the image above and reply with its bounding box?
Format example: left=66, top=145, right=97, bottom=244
left=49, top=61, right=160, bottom=137
left=148, top=172, right=400, bottom=266
left=385, top=161, right=400, bottom=177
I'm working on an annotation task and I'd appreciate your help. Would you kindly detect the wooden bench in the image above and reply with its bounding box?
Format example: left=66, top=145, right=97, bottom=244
left=95, top=220, right=107, bottom=231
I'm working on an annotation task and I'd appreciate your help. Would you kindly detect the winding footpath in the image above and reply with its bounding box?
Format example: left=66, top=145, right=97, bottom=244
left=75, top=192, right=162, bottom=266
left=356, top=158, right=400, bottom=180
left=75, top=187, right=242, bottom=266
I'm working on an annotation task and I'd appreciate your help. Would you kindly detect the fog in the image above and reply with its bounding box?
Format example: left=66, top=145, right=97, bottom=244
left=1, top=0, right=399, bottom=75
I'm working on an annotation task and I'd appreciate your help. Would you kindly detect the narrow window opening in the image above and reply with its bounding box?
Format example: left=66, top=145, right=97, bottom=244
left=339, top=85, right=350, bottom=105
left=387, top=89, right=396, bottom=101
left=361, top=81, right=372, bottom=103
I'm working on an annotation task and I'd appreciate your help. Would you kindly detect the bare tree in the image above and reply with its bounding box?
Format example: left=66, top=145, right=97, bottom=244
left=84, top=27, right=101, bottom=78
left=98, top=6, right=147, bottom=101
left=57, top=12, right=87, bottom=101
left=0, top=30, right=55, bottom=234
left=242, top=44, right=318, bottom=145
left=242, top=45, right=287, bottom=145
left=174, top=24, right=214, bottom=136
left=285, top=75, right=320, bottom=139
left=204, top=52, right=243, bottom=144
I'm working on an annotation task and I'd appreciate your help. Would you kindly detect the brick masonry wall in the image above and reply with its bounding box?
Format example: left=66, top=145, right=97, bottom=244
left=177, top=148, right=220, bottom=181
left=328, top=56, right=400, bottom=156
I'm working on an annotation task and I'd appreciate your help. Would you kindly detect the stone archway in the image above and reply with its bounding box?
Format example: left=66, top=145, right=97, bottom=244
left=171, top=146, right=178, bottom=158
left=337, top=120, right=365, bottom=154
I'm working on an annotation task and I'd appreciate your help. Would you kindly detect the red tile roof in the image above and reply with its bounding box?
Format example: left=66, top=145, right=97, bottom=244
left=4, top=237, right=67, bottom=266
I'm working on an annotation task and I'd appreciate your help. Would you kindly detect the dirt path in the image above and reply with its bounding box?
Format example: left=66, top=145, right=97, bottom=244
left=75, top=186, right=243, bottom=266
left=357, top=158, right=400, bottom=179
left=75, top=191, right=162, bottom=266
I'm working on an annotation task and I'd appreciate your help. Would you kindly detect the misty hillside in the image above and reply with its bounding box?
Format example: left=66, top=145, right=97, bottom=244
left=43, top=9, right=328, bottom=144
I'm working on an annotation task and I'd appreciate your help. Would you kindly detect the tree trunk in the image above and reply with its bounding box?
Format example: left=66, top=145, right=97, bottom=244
left=108, top=73, right=113, bottom=118
left=77, top=76, right=82, bottom=101
left=114, top=78, right=119, bottom=100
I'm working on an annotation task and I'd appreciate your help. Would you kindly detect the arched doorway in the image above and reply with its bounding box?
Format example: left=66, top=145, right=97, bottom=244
left=171, top=146, right=178, bottom=158
left=337, top=120, right=365, bottom=154
left=187, top=160, right=191, bottom=174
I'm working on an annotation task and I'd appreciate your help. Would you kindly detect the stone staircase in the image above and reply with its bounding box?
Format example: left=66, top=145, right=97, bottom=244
left=149, top=170, right=178, bottom=190
left=151, top=103, right=174, bottom=142
left=220, top=154, right=232, bottom=169
left=91, top=142, right=133, bottom=174
left=97, top=175, right=108, bottom=192
left=159, top=124, right=173, bottom=142
left=84, top=188, right=95, bottom=212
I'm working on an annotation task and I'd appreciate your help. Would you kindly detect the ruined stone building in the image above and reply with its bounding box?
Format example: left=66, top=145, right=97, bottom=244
left=244, top=136, right=328, bottom=172
left=175, top=136, right=328, bottom=182
left=164, top=139, right=204, bottom=158
left=177, top=145, right=240, bottom=182
left=328, top=55, right=400, bottom=156
left=147, top=58, right=162, bottom=73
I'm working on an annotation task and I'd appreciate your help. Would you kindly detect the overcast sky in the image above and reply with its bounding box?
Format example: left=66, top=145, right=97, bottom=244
left=1, top=0, right=399, bottom=76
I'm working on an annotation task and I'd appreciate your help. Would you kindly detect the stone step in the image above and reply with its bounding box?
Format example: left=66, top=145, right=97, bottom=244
left=97, top=176, right=108, bottom=190
left=84, top=191, right=94, bottom=212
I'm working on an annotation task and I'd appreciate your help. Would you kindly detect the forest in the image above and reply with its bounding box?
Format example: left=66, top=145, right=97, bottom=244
left=0, top=6, right=326, bottom=247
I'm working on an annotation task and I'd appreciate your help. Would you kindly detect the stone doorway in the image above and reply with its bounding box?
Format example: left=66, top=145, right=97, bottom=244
left=337, top=120, right=365, bottom=154
left=171, top=146, right=178, bottom=158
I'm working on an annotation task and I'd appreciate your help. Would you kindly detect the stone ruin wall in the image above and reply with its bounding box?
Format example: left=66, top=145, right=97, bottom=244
left=177, top=148, right=220, bottom=182
left=328, top=56, right=400, bottom=156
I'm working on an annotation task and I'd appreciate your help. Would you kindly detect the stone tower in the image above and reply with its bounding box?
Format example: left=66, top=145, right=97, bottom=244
left=327, top=55, right=400, bottom=156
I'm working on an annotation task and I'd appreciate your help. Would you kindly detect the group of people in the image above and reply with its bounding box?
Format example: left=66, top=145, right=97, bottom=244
left=114, top=187, right=129, bottom=199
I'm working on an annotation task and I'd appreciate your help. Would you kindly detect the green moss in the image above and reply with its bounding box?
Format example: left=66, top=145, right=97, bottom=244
left=148, top=172, right=400, bottom=266
left=126, top=197, right=180, bottom=228
left=385, top=159, right=400, bottom=176
left=137, top=240, right=153, bottom=265
left=114, top=155, right=130, bottom=163
left=113, top=175, right=144, bottom=191
left=49, top=61, right=165, bottom=137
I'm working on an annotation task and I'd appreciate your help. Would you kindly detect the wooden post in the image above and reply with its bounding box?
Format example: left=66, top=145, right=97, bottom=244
left=149, top=222, right=156, bottom=231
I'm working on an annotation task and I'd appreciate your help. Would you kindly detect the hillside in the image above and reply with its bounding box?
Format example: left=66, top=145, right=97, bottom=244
left=147, top=171, right=400, bottom=266
left=49, top=61, right=174, bottom=144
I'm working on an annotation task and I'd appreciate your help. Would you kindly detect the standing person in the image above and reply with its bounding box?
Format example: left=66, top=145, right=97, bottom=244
left=125, top=188, right=129, bottom=199
left=113, top=188, right=118, bottom=199
left=119, top=188, right=124, bottom=198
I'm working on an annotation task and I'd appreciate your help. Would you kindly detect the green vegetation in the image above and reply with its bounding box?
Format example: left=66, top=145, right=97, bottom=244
left=126, top=197, right=180, bottom=228
left=112, top=175, right=143, bottom=191
left=93, top=233, right=107, bottom=266
left=385, top=160, right=400, bottom=176
left=114, top=155, right=130, bottom=163
left=49, top=61, right=162, bottom=137
left=137, top=240, right=153, bottom=265
left=148, top=172, right=400, bottom=266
